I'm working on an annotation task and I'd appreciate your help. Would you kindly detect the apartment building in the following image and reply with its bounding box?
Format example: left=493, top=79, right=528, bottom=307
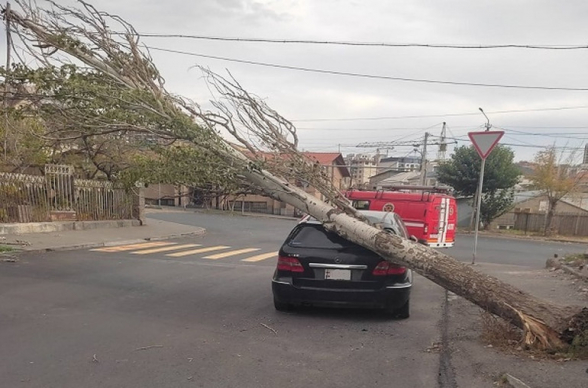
left=345, top=153, right=381, bottom=188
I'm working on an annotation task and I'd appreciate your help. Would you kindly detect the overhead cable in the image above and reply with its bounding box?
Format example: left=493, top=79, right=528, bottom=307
left=148, top=46, right=588, bottom=92
left=131, top=33, right=588, bottom=50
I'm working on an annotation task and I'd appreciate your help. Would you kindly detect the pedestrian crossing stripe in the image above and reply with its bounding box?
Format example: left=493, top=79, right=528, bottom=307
left=166, top=245, right=230, bottom=257
left=241, top=251, right=278, bottom=262
left=203, top=248, right=260, bottom=260
left=90, top=243, right=277, bottom=262
left=131, top=244, right=201, bottom=255
left=91, top=241, right=174, bottom=252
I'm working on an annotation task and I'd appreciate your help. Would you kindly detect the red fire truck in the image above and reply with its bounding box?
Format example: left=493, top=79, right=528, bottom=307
left=345, top=186, right=457, bottom=248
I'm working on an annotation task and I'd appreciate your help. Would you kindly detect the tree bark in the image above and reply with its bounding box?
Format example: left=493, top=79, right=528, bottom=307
left=236, top=153, right=587, bottom=349
left=544, top=200, right=558, bottom=236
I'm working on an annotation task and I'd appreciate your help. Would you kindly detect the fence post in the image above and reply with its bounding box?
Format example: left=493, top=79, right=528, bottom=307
left=133, top=188, right=146, bottom=225
left=524, top=213, right=529, bottom=235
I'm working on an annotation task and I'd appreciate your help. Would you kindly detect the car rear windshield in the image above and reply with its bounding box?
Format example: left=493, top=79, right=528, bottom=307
left=288, top=225, right=358, bottom=249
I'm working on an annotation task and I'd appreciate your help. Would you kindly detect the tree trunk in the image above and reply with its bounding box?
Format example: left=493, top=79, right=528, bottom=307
left=236, top=152, right=587, bottom=350
left=544, top=200, right=558, bottom=236
left=8, top=4, right=586, bottom=351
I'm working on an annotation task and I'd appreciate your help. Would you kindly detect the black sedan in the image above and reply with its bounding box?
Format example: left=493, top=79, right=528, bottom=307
left=272, top=211, right=413, bottom=318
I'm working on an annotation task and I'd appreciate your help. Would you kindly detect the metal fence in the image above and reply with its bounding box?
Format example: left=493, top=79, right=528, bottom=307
left=230, top=200, right=272, bottom=214
left=0, top=172, right=51, bottom=223
left=45, top=164, right=75, bottom=212
left=0, top=164, right=133, bottom=223
left=514, top=211, right=588, bottom=236
left=75, top=179, right=133, bottom=221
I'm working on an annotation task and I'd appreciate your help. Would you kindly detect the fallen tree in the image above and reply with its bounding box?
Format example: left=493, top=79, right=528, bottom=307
left=4, top=0, right=587, bottom=352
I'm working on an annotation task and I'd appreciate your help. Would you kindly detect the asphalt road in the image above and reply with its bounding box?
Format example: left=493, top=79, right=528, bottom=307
left=1, top=212, right=443, bottom=388
left=2, top=211, right=585, bottom=388
left=150, top=210, right=587, bottom=268
left=446, top=233, right=586, bottom=268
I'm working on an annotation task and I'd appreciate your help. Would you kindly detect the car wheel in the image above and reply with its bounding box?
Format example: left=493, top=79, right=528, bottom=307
left=384, top=300, right=410, bottom=319
left=273, top=297, right=292, bottom=312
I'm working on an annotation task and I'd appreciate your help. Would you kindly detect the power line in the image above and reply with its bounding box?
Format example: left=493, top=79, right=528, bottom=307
left=503, top=135, right=540, bottom=147
left=129, top=32, right=588, bottom=50
left=495, top=126, right=588, bottom=140
left=148, top=46, right=588, bottom=92
left=297, top=125, right=446, bottom=131
left=290, top=106, right=588, bottom=122
left=494, top=125, right=588, bottom=129
left=446, top=135, right=584, bottom=150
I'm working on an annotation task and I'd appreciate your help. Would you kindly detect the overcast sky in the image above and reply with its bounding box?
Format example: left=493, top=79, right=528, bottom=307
left=3, top=0, right=588, bottom=162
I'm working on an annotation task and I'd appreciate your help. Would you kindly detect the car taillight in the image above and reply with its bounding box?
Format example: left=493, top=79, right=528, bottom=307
left=372, top=261, right=407, bottom=276
left=277, top=256, right=304, bottom=273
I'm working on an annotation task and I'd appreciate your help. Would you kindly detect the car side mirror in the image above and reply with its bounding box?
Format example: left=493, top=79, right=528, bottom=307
left=410, top=235, right=418, bottom=243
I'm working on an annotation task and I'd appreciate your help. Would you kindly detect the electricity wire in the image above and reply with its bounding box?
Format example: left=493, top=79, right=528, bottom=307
left=148, top=46, right=588, bottom=92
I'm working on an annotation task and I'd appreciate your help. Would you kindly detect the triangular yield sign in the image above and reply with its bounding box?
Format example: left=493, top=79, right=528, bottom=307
left=468, top=131, right=504, bottom=159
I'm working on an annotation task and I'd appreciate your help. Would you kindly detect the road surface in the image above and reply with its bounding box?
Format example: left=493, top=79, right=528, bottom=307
left=1, top=211, right=585, bottom=387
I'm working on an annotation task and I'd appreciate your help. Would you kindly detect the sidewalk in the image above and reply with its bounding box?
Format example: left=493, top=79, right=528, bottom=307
left=448, top=262, right=588, bottom=388
left=0, top=218, right=205, bottom=253
left=459, top=228, right=588, bottom=244
left=146, top=205, right=299, bottom=221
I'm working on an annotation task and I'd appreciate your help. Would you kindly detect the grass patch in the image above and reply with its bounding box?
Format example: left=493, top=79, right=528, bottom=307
left=562, top=253, right=587, bottom=268
left=569, top=330, right=588, bottom=359
left=0, top=245, right=15, bottom=253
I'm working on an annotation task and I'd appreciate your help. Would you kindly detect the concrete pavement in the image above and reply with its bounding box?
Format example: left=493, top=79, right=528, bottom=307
left=447, top=261, right=588, bottom=388
left=0, top=218, right=205, bottom=253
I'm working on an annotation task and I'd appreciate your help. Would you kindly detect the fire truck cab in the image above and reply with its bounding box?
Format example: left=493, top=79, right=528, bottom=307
left=345, top=186, right=457, bottom=248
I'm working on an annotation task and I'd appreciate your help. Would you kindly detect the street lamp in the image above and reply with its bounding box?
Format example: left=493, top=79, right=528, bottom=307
left=479, top=107, right=492, bottom=131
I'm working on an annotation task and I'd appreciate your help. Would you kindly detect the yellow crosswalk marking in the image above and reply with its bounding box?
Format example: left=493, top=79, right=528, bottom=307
left=91, top=241, right=174, bottom=252
left=203, top=248, right=260, bottom=260
left=241, top=251, right=279, bottom=262
left=131, top=244, right=201, bottom=255
left=166, top=246, right=230, bottom=257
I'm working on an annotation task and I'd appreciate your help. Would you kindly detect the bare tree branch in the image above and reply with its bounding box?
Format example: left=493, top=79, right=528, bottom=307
left=6, top=0, right=587, bottom=352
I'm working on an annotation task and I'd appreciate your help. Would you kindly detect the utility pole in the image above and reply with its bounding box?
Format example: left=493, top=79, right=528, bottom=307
left=420, top=132, right=429, bottom=185
left=3, top=2, right=12, bottom=162
left=437, top=122, right=447, bottom=161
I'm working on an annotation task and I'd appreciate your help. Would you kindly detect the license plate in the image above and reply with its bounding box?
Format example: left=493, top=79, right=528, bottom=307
left=325, top=269, right=351, bottom=280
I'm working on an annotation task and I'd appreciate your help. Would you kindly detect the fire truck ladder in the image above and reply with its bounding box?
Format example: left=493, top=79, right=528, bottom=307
left=437, top=198, right=449, bottom=243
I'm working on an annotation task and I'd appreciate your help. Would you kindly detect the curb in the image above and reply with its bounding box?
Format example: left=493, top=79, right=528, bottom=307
left=146, top=207, right=299, bottom=221
left=0, top=219, right=141, bottom=236
left=190, top=209, right=299, bottom=221
left=458, top=230, right=588, bottom=244
left=14, top=228, right=207, bottom=254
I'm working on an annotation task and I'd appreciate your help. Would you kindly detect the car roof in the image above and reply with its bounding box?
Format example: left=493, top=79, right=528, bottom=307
left=299, top=210, right=400, bottom=228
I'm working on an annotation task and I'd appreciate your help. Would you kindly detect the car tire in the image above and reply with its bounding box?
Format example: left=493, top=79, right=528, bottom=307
left=273, top=297, right=292, bottom=312
left=384, top=300, right=410, bottom=319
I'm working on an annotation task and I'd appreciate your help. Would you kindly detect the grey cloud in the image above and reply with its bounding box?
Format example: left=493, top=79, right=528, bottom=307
left=4, top=0, right=588, bottom=162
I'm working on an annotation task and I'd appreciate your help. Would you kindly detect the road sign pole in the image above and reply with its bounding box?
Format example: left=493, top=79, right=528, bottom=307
left=472, top=158, right=486, bottom=264
left=467, top=129, right=504, bottom=265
